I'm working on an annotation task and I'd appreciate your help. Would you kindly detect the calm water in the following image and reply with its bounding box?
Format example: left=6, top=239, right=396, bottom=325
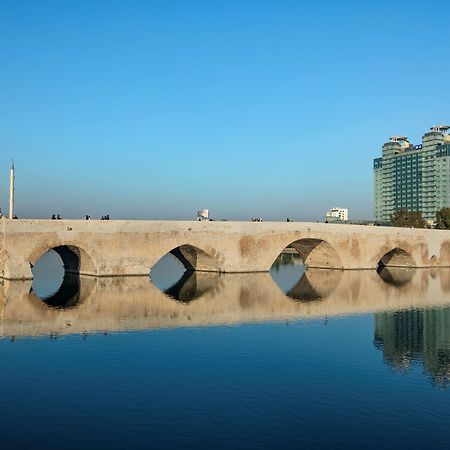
left=1, top=252, right=450, bottom=449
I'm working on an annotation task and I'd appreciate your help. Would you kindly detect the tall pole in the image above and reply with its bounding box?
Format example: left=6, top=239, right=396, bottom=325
left=9, top=161, right=14, bottom=219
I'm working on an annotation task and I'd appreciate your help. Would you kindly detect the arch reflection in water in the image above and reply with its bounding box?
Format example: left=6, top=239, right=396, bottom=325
left=35, top=274, right=81, bottom=309
left=164, top=271, right=221, bottom=303
left=286, top=269, right=343, bottom=302
left=377, top=266, right=415, bottom=287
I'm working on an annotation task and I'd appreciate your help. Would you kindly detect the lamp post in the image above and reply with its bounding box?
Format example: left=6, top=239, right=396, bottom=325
left=9, top=161, right=14, bottom=219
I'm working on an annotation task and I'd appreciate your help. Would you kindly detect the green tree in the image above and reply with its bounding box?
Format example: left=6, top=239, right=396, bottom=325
left=436, top=207, right=450, bottom=229
left=391, top=209, right=426, bottom=228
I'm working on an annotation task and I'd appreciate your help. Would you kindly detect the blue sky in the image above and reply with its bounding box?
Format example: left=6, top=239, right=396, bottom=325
left=1, top=0, right=449, bottom=220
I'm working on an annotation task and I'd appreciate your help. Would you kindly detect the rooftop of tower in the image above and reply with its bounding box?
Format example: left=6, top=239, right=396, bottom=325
left=431, top=125, right=450, bottom=133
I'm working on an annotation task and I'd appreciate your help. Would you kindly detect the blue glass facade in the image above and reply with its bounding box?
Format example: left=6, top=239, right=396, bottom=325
left=374, top=129, right=450, bottom=222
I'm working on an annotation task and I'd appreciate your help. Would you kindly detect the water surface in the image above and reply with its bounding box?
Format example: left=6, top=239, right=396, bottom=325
left=0, top=253, right=449, bottom=449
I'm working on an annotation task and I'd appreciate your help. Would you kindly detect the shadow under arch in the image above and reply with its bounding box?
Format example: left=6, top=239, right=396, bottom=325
left=378, top=247, right=416, bottom=270
left=164, top=271, right=221, bottom=303
left=286, top=269, right=343, bottom=302
left=277, top=238, right=343, bottom=269
left=29, top=244, right=97, bottom=276
left=161, top=244, right=220, bottom=272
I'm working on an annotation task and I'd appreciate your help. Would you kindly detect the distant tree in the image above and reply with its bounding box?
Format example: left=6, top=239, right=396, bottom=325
left=391, top=209, right=426, bottom=228
left=436, top=207, right=450, bottom=229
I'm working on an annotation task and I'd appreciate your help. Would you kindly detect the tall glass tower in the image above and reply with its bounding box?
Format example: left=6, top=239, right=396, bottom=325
left=374, top=125, right=450, bottom=223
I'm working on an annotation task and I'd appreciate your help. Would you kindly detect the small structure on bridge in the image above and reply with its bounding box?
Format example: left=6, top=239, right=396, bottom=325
left=325, top=207, right=348, bottom=223
left=197, top=209, right=209, bottom=221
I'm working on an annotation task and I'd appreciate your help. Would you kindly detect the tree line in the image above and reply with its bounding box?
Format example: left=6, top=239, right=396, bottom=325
left=390, top=208, right=450, bottom=229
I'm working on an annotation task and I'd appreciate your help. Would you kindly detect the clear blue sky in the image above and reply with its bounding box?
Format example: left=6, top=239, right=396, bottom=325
left=1, top=0, right=449, bottom=220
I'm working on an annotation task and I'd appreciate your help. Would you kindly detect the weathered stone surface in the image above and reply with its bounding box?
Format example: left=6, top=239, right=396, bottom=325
left=1, top=218, right=450, bottom=279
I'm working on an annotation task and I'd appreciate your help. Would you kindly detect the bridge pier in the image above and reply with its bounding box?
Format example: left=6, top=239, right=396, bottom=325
left=2, top=257, right=33, bottom=280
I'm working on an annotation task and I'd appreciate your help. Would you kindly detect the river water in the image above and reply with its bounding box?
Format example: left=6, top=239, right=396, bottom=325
left=1, top=252, right=450, bottom=449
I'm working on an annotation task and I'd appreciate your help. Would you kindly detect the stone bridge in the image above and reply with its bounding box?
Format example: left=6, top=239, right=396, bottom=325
left=1, top=218, right=450, bottom=280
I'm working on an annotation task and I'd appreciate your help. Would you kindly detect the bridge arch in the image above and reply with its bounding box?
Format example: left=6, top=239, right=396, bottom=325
left=29, top=242, right=97, bottom=276
left=150, top=244, right=222, bottom=298
left=273, top=238, right=343, bottom=270
left=153, top=244, right=221, bottom=273
left=377, top=247, right=416, bottom=270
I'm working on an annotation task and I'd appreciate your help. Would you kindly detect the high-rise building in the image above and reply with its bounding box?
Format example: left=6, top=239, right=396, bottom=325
left=374, top=125, right=450, bottom=223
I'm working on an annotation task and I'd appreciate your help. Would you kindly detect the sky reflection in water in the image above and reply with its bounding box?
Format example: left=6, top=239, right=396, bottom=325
left=0, top=252, right=449, bottom=449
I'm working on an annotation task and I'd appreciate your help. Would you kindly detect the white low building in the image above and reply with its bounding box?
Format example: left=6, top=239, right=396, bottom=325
left=197, top=209, right=209, bottom=221
left=325, top=207, right=348, bottom=222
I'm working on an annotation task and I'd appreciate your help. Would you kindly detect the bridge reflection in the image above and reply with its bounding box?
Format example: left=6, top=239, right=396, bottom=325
left=3, top=267, right=450, bottom=388
left=1, top=267, right=450, bottom=339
